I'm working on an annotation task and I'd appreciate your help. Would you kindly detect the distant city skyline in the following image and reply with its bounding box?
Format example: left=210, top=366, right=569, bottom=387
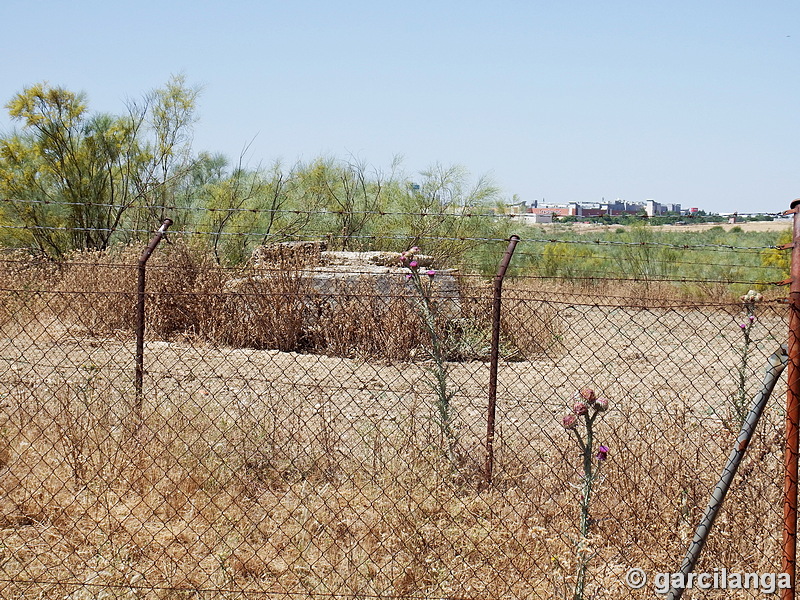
left=506, top=197, right=785, bottom=218
left=1, top=1, right=797, bottom=215
left=507, top=197, right=684, bottom=218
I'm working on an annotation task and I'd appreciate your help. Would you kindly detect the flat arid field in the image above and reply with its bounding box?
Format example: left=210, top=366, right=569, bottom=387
left=652, top=220, right=791, bottom=233
left=553, top=219, right=793, bottom=235
left=0, top=291, right=790, bottom=599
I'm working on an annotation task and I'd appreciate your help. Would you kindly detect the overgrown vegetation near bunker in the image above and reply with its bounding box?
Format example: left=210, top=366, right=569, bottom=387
left=0, top=240, right=566, bottom=363
left=0, top=80, right=790, bottom=290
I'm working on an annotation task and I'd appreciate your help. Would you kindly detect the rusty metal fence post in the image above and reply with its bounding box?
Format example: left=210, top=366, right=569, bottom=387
left=134, top=219, right=173, bottom=425
left=784, top=199, right=800, bottom=599
left=485, top=234, right=520, bottom=486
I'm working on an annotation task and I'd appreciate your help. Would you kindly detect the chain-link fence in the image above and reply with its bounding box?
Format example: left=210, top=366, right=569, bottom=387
left=0, top=238, right=792, bottom=599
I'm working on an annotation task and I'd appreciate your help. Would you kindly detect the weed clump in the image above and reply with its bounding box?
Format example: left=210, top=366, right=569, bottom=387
left=6, top=240, right=551, bottom=362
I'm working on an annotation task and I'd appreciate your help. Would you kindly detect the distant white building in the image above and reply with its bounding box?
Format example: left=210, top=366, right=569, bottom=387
left=508, top=213, right=553, bottom=225
left=645, top=200, right=682, bottom=217
left=505, top=198, right=685, bottom=218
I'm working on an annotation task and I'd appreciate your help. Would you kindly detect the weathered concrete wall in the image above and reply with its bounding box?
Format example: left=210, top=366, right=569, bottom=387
left=226, top=247, right=461, bottom=322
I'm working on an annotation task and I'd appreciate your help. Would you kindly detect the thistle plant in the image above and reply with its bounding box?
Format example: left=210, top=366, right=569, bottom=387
left=730, top=289, right=762, bottom=428
left=400, top=247, right=457, bottom=463
left=560, top=387, right=610, bottom=600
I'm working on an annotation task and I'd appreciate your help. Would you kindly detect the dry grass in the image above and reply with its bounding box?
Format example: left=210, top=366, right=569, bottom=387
left=4, top=242, right=561, bottom=362
left=0, top=244, right=790, bottom=598
left=0, top=371, right=784, bottom=598
left=51, top=242, right=228, bottom=338
left=0, top=250, right=60, bottom=332
left=502, top=276, right=774, bottom=306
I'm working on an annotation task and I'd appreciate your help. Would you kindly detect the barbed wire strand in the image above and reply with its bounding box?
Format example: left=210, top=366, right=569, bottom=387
left=3, top=195, right=789, bottom=222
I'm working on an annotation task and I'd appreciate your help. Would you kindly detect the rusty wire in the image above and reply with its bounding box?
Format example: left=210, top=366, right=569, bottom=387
left=4, top=195, right=789, bottom=222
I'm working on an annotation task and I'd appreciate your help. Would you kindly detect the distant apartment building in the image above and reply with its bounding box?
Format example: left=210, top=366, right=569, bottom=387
left=528, top=204, right=575, bottom=217
left=645, top=200, right=683, bottom=217
left=508, top=199, right=683, bottom=218
left=516, top=212, right=554, bottom=223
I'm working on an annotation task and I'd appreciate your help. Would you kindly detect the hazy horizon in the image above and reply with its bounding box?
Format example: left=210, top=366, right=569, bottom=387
left=1, top=1, right=797, bottom=215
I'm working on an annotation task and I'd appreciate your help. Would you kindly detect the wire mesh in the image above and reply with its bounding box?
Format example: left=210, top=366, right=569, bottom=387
left=0, top=239, right=791, bottom=599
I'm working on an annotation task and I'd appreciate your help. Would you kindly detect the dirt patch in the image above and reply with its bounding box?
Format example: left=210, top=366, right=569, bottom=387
left=0, top=296, right=788, bottom=598
left=559, top=219, right=792, bottom=235
left=652, top=220, right=792, bottom=233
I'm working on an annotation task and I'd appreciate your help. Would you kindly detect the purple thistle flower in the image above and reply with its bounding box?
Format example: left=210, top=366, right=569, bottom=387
left=426, top=269, right=436, bottom=278
left=579, top=388, right=597, bottom=404
left=573, top=401, right=588, bottom=416
left=596, top=445, right=609, bottom=461
left=594, top=397, right=609, bottom=412
left=409, top=260, right=418, bottom=269
left=740, top=323, right=747, bottom=330
left=405, top=274, right=412, bottom=280
left=562, top=414, right=578, bottom=430
left=748, top=315, right=755, bottom=322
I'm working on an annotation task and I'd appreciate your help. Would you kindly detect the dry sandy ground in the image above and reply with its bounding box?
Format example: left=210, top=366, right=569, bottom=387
left=539, top=219, right=793, bottom=235
left=0, top=298, right=790, bottom=599
left=0, top=299, right=788, bottom=449
left=651, top=220, right=792, bottom=233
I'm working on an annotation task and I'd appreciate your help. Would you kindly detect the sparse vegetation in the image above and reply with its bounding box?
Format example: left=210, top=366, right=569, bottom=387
left=1, top=241, right=566, bottom=363
left=0, top=240, right=789, bottom=598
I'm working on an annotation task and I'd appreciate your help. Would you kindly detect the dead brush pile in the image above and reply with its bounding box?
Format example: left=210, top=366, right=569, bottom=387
left=0, top=250, right=60, bottom=332
left=4, top=241, right=558, bottom=361
left=50, top=242, right=226, bottom=338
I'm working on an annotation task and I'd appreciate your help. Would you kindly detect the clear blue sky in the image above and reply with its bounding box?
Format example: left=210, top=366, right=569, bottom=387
left=1, top=0, right=797, bottom=214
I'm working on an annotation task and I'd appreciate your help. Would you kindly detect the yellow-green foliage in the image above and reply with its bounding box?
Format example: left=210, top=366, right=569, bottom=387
left=541, top=242, right=604, bottom=279
left=761, top=228, right=791, bottom=280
